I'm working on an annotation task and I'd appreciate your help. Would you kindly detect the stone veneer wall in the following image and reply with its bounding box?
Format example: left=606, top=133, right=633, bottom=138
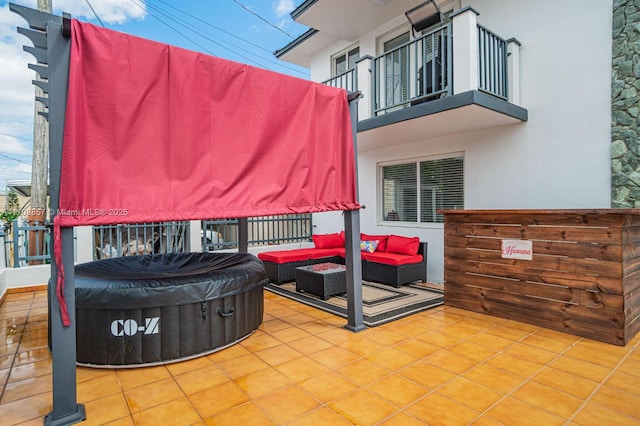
left=612, top=0, right=640, bottom=207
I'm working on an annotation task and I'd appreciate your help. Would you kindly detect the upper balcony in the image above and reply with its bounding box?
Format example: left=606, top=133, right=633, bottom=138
left=276, top=4, right=528, bottom=150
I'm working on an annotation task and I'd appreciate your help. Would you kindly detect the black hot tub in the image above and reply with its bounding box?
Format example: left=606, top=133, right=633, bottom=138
left=73, top=252, right=265, bottom=368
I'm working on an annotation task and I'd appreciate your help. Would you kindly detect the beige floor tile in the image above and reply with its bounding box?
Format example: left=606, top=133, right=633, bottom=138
left=280, top=312, right=318, bottom=326
left=571, top=402, right=640, bottom=426
left=335, top=358, right=390, bottom=386
left=426, top=349, right=478, bottom=374
left=190, top=380, right=250, bottom=418
left=7, top=358, right=51, bottom=382
left=337, top=336, right=386, bottom=357
left=399, top=360, right=457, bottom=389
left=366, top=374, right=428, bottom=408
left=256, top=385, right=321, bottom=424
left=286, top=406, right=352, bottom=426
left=416, top=330, right=461, bottom=347
left=549, top=356, right=612, bottom=382
left=254, top=343, right=304, bottom=366
left=438, top=376, right=504, bottom=412
left=486, top=352, right=544, bottom=378
left=329, top=389, right=397, bottom=425
left=392, top=338, right=441, bottom=358
left=463, top=363, right=526, bottom=395
left=306, top=345, right=360, bottom=369
left=13, top=348, right=51, bottom=365
left=206, top=401, right=276, bottom=426
left=298, top=371, right=357, bottom=403
left=234, top=367, right=293, bottom=398
left=604, top=370, right=640, bottom=397
left=589, top=384, right=640, bottom=419
left=485, top=396, right=565, bottom=426
left=1, top=374, right=52, bottom=404
left=406, top=392, right=479, bottom=425
left=359, top=328, right=406, bottom=346
left=563, top=345, right=625, bottom=369
left=469, top=416, right=506, bottom=426
left=286, top=335, right=334, bottom=355
left=364, top=347, right=418, bottom=370
left=77, top=373, right=124, bottom=404
left=259, top=317, right=292, bottom=332
left=207, top=342, right=252, bottom=362
left=274, top=356, right=329, bottom=382
left=296, top=319, right=339, bottom=335
left=131, top=396, right=200, bottom=426
left=124, top=376, right=185, bottom=413
left=521, top=330, right=580, bottom=353
left=618, top=357, right=640, bottom=377
left=165, top=356, right=213, bottom=376
left=240, top=333, right=283, bottom=352
left=485, top=324, right=535, bottom=341
left=0, top=392, right=51, bottom=425
left=115, top=365, right=171, bottom=390
left=216, top=353, right=270, bottom=379
left=83, top=392, right=131, bottom=425
left=448, top=340, right=500, bottom=362
left=76, top=366, right=115, bottom=383
left=531, top=367, right=599, bottom=399
left=377, top=411, right=425, bottom=426
left=511, top=381, right=583, bottom=419
left=437, top=322, right=482, bottom=339
left=269, top=326, right=313, bottom=343
left=505, top=343, right=558, bottom=365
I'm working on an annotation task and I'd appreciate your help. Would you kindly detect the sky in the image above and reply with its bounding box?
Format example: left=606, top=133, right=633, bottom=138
left=0, top=0, right=309, bottom=193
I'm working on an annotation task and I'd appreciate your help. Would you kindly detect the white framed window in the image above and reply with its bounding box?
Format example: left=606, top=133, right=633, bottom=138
left=332, top=46, right=359, bottom=76
left=380, top=153, right=464, bottom=224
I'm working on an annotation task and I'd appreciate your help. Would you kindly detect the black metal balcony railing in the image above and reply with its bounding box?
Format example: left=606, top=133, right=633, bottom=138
left=477, top=24, right=508, bottom=100
left=322, top=22, right=511, bottom=116
left=373, top=24, right=452, bottom=115
left=323, top=68, right=357, bottom=93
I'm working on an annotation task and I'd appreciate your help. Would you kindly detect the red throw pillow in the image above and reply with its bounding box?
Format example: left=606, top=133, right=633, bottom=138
left=386, top=234, right=420, bottom=255
left=361, top=233, right=388, bottom=252
left=312, top=233, right=344, bottom=249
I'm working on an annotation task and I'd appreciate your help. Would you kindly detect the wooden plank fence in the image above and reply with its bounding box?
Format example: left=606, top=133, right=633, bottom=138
left=442, top=209, right=640, bottom=346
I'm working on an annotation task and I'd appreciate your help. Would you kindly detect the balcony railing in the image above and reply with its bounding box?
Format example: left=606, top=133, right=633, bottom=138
left=321, top=15, right=515, bottom=119
left=323, top=68, right=357, bottom=93
left=478, top=24, right=508, bottom=100
left=373, top=24, right=452, bottom=115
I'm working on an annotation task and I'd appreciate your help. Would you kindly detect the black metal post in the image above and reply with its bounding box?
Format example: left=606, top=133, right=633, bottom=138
left=344, top=92, right=365, bottom=332
left=238, top=217, right=249, bottom=253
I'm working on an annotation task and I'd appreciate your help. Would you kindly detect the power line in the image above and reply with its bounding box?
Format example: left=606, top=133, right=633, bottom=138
left=232, top=0, right=294, bottom=38
left=128, top=0, right=219, bottom=57
left=145, top=0, right=307, bottom=75
left=0, top=132, right=32, bottom=142
left=0, top=153, right=31, bottom=165
left=85, top=0, right=105, bottom=28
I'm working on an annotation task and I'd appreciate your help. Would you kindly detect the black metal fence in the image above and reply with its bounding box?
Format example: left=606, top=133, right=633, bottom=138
left=1, top=220, right=51, bottom=268
left=93, top=221, right=190, bottom=260
left=202, top=214, right=312, bottom=251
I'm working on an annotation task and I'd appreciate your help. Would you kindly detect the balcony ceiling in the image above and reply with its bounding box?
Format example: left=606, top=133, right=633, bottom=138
left=357, top=91, right=528, bottom=151
left=293, top=0, right=421, bottom=41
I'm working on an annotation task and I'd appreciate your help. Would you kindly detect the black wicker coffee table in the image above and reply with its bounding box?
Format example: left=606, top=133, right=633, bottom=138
left=295, top=262, right=347, bottom=300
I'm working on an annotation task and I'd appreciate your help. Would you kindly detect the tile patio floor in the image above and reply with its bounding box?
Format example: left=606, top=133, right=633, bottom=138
left=1, top=287, right=639, bottom=425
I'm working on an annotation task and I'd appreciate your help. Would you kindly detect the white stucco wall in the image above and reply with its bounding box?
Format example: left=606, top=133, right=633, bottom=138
left=312, top=0, right=613, bottom=283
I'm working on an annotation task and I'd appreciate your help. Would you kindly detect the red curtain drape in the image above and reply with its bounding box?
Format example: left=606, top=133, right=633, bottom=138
left=54, top=20, right=360, bottom=325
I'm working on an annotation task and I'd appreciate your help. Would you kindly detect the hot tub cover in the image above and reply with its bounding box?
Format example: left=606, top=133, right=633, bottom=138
left=74, top=252, right=266, bottom=310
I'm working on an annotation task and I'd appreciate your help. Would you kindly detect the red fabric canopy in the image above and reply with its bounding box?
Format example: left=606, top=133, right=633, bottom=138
left=54, top=20, right=360, bottom=325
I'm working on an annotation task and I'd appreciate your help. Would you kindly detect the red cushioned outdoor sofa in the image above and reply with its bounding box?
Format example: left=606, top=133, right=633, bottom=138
left=257, top=232, right=427, bottom=288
